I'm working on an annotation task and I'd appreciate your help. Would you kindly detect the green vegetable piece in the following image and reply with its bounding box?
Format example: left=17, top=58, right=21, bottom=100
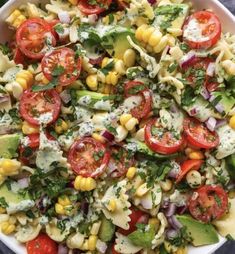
left=0, top=134, right=20, bottom=159
left=176, top=215, right=219, bottom=246
left=98, top=215, right=115, bottom=242
left=225, top=154, right=235, bottom=180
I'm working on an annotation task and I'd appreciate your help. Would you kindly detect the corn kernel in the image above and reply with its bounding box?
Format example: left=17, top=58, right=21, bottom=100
left=174, top=246, right=188, bottom=254
left=92, top=133, right=106, bottom=143
left=222, top=60, right=235, bottom=75
left=68, top=0, right=78, bottom=5
left=148, top=218, right=160, bottom=231
left=148, top=30, right=163, bottom=47
left=22, top=121, right=39, bottom=135
left=114, top=60, right=126, bottom=75
left=160, top=179, right=173, bottom=192
left=136, top=183, right=149, bottom=197
left=81, top=240, right=89, bottom=251
left=229, top=115, right=235, bottom=129
left=185, top=147, right=194, bottom=156
left=86, top=177, right=97, bottom=191
left=101, top=57, right=110, bottom=68
left=88, top=235, right=98, bottom=251
left=120, top=114, right=132, bottom=126
left=55, top=203, right=65, bottom=215
left=107, top=199, right=117, bottom=212
left=123, top=49, right=136, bottom=68
left=142, top=27, right=155, bottom=43
left=164, top=241, right=178, bottom=253
left=1, top=221, right=15, bottom=235
left=86, top=74, right=98, bottom=90
left=74, top=175, right=82, bottom=190
left=135, top=24, right=148, bottom=41
left=153, top=35, right=168, bottom=53
left=58, top=195, right=71, bottom=206
left=125, top=117, right=139, bottom=131
left=90, top=221, right=101, bottom=235
left=0, top=207, right=6, bottom=214
left=0, top=159, right=21, bottom=176
left=126, top=167, right=136, bottom=180
left=55, top=119, right=68, bottom=134
left=188, top=151, right=204, bottom=160
left=74, top=176, right=97, bottom=191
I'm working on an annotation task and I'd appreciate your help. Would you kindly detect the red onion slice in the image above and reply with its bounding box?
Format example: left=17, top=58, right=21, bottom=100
left=166, top=229, right=179, bottom=240
left=168, top=215, right=183, bottom=230
left=17, top=178, right=29, bottom=189
left=206, top=117, right=217, bottom=131
left=0, top=95, right=10, bottom=104
left=147, top=0, right=156, bottom=5
left=58, top=11, right=70, bottom=24
left=206, top=62, right=215, bottom=77
left=60, top=90, right=71, bottom=104
left=101, top=130, right=115, bottom=142
left=58, top=244, right=68, bottom=254
left=180, top=51, right=196, bottom=69
left=165, top=203, right=177, bottom=217
left=215, top=119, right=227, bottom=129
left=215, top=103, right=224, bottom=113
left=189, top=108, right=198, bottom=116
left=200, top=87, right=210, bottom=100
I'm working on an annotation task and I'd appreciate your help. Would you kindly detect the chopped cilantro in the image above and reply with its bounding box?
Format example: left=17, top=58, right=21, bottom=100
left=168, top=62, right=178, bottom=73
left=100, top=60, right=114, bottom=75
left=0, top=197, right=8, bottom=208
left=32, top=78, right=58, bottom=92
left=52, top=65, right=65, bottom=77
left=54, top=24, right=64, bottom=34
left=181, top=85, right=197, bottom=106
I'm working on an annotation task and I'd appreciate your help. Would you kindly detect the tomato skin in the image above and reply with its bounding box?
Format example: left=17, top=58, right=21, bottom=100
left=19, top=89, right=61, bottom=126
left=13, top=48, right=27, bottom=65
left=145, top=118, right=184, bottom=155
left=78, top=0, right=112, bottom=15
left=26, top=234, right=58, bottom=254
left=68, top=137, right=110, bottom=178
left=183, top=11, right=221, bottom=49
left=176, top=159, right=204, bottom=184
left=41, top=48, right=82, bottom=86
left=188, top=185, right=228, bottom=223
left=16, top=18, right=56, bottom=59
left=118, top=207, right=148, bottom=236
left=48, top=19, right=60, bottom=41
left=183, top=118, right=219, bottom=149
left=124, top=81, right=152, bottom=120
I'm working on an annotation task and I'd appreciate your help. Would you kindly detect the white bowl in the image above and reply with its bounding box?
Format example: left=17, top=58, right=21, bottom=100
left=0, top=0, right=234, bottom=253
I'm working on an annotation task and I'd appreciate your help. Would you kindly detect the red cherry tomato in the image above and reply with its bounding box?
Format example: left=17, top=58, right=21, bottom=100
left=183, top=11, right=221, bottom=49
left=68, top=137, right=110, bottom=178
left=19, top=89, right=61, bottom=126
left=124, top=81, right=152, bottom=120
left=108, top=145, right=135, bottom=178
left=145, top=118, right=184, bottom=155
left=13, top=48, right=27, bottom=65
left=48, top=19, right=60, bottom=41
left=41, top=48, right=81, bottom=86
left=16, top=18, right=56, bottom=59
left=26, top=234, right=58, bottom=254
left=118, top=207, right=148, bottom=236
left=183, top=118, right=219, bottom=149
left=176, top=159, right=204, bottom=184
left=188, top=185, right=228, bottom=223
left=78, top=0, right=112, bottom=15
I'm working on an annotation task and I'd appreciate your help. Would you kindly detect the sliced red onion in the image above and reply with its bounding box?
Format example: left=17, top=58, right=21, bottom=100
left=206, top=62, right=215, bottom=77
left=170, top=104, right=179, bottom=113
left=189, top=108, right=198, bottom=116
left=166, top=229, right=179, bottom=240
left=180, top=51, right=196, bottom=69
left=96, top=240, right=108, bottom=254
left=0, top=95, right=10, bottom=103
left=101, top=130, right=115, bottom=142
left=58, top=11, right=70, bottom=24
left=89, top=54, right=105, bottom=65
left=17, top=178, right=29, bottom=189
left=141, top=197, right=153, bottom=209
left=137, top=214, right=149, bottom=224
left=200, top=87, right=210, bottom=100
left=170, top=215, right=183, bottom=230
left=205, top=117, right=217, bottom=132
left=215, top=103, right=224, bottom=114
left=88, top=14, right=98, bottom=24
left=209, top=95, right=215, bottom=103
left=147, top=0, right=156, bottom=5
left=58, top=244, right=68, bottom=254
left=165, top=203, right=177, bottom=217
left=176, top=205, right=187, bottom=215
left=60, top=90, right=71, bottom=104
left=162, top=199, right=170, bottom=209
left=168, top=167, right=180, bottom=179
left=215, top=119, right=227, bottom=129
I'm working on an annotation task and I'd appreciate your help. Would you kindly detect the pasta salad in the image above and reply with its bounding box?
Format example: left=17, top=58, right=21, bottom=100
left=0, top=0, right=235, bottom=253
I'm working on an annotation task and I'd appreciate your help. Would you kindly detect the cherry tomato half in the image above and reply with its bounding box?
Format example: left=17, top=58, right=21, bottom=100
left=176, top=159, right=204, bottom=184
left=16, top=18, right=56, bottom=59
left=118, top=207, right=148, bottom=235
left=145, top=118, right=184, bottom=155
left=188, top=185, right=228, bottom=223
left=19, top=89, right=61, bottom=126
left=124, top=81, right=152, bottom=120
left=26, top=234, right=57, bottom=254
left=183, top=11, right=221, bottom=49
left=183, top=118, right=219, bottom=149
left=108, top=145, right=135, bottom=178
left=68, top=137, right=110, bottom=178
left=78, top=0, right=112, bottom=15
left=41, top=48, right=82, bottom=86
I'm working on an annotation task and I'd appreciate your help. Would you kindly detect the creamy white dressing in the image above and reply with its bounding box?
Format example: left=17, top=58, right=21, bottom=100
left=123, top=95, right=142, bottom=112
left=6, top=200, right=35, bottom=214
left=37, top=112, right=53, bottom=125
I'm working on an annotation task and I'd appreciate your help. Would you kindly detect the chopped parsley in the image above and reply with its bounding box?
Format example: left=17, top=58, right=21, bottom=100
left=0, top=197, right=8, bottom=208
left=100, top=60, right=114, bottom=75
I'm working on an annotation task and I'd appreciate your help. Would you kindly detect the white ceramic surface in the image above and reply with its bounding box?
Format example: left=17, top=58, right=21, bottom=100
left=0, top=0, right=234, bottom=253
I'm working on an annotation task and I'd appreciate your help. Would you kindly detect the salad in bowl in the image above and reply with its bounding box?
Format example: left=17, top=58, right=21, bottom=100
left=0, top=0, right=235, bottom=253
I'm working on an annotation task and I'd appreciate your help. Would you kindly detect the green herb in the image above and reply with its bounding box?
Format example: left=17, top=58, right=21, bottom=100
left=168, top=226, right=192, bottom=247
left=57, top=219, right=67, bottom=233
left=54, top=24, right=64, bottom=34
left=226, top=234, right=234, bottom=241
left=9, top=108, right=21, bottom=124
left=168, top=62, right=178, bottom=73
left=100, top=60, right=114, bottom=75
left=52, top=65, right=65, bottom=77
left=26, top=210, right=35, bottom=219
left=108, top=13, right=114, bottom=23
left=181, top=85, right=197, bottom=106
left=93, top=150, right=104, bottom=161
left=180, top=43, right=190, bottom=52
left=32, top=78, right=58, bottom=92
left=0, top=43, right=11, bottom=55
left=214, top=194, right=222, bottom=207
left=159, top=244, right=169, bottom=254
left=127, top=84, right=146, bottom=95
left=105, top=125, right=117, bottom=135
left=31, top=63, right=39, bottom=70
left=0, top=197, right=8, bottom=208
left=22, top=147, right=33, bottom=157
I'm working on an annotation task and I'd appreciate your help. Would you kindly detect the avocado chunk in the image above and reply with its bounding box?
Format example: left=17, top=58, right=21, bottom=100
left=126, top=138, right=179, bottom=160
left=176, top=215, right=219, bottom=246
left=154, top=4, right=189, bottom=32
left=0, top=183, right=28, bottom=204
left=98, top=215, right=115, bottom=242
left=225, top=154, right=235, bottom=180
left=0, top=134, right=20, bottom=159
left=101, top=26, right=135, bottom=59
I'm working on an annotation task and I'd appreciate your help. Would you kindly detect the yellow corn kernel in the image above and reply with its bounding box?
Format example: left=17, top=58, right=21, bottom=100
left=74, top=175, right=82, bottom=190
left=120, top=114, right=132, bottom=126
left=125, top=117, right=139, bottom=131
left=42, top=76, right=49, bottom=85
left=22, top=121, right=39, bottom=135
left=148, top=218, right=160, bottom=231
left=6, top=10, right=26, bottom=28
left=68, top=0, right=78, bottom=5
left=148, top=30, right=163, bottom=47
left=164, top=241, right=178, bottom=253
left=86, top=74, right=98, bottom=91
left=88, top=235, right=98, bottom=251
left=101, top=57, right=110, bottom=68
left=142, top=27, right=155, bottom=43
left=16, top=70, right=34, bottom=90
left=55, top=119, right=69, bottom=134
left=188, top=151, right=204, bottom=160
left=81, top=240, right=89, bottom=251
left=58, top=195, right=71, bottom=206
left=229, top=190, right=235, bottom=199
left=13, top=15, right=26, bottom=28
left=103, top=84, right=112, bottom=94
left=222, top=60, right=235, bottom=75
left=0, top=159, right=21, bottom=176
left=135, top=24, right=149, bottom=41
left=0, top=207, right=6, bottom=214
left=55, top=203, right=65, bottom=215
left=90, top=221, right=101, bottom=235
left=160, top=179, right=173, bottom=192
left=126, top=167, right=136, bottom=180
left=74, top=176, right=97, bottom=191
left=107, top=199, right=117, bottom=212
left=1, top=221, right=15, bottom=235
left=229, top=115, right=235, bottom=129
left=153, top=35, right=169, bottom=53
left=92, top=133, right=106, bottom=143
left=6, top=10, right=21, bottom=23
left=123, top=49, right=136, bottom=68
left=114, top=60, right=126, bottom=75
left=106, top=72, right=119, bottom=86
left=174, top=246, right=188, bottom=254
left=136, top=183, right=149, bottom=197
